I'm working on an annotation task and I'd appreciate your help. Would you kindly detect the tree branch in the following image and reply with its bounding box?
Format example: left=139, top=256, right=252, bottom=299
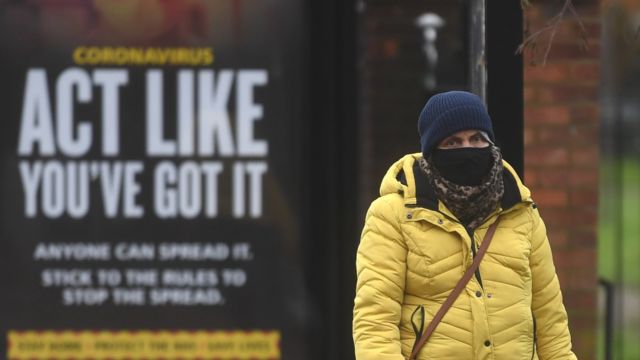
left=517, top=0, right=588, bottom=66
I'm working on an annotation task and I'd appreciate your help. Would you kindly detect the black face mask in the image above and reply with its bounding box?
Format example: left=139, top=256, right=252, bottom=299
left=431, top=147, right=494, bottom=186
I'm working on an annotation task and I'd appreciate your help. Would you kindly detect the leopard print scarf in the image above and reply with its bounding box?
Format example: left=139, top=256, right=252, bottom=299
left=418, top=146, right=504, bottom=229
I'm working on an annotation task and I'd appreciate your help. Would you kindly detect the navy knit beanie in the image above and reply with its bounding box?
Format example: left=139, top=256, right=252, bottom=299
left=418, top=91, right=495, bottom=158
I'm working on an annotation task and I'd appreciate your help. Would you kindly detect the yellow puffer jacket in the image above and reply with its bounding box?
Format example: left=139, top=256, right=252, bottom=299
left=353, top=154, right=576, bottom=360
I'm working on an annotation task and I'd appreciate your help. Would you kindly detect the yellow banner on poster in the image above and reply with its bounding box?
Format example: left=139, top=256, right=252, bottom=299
left=8, top=330, right=280, bottom=359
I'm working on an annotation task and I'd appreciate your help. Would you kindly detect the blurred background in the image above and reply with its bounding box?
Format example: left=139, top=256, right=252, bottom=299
left=0, top=0, right=637, bottom=359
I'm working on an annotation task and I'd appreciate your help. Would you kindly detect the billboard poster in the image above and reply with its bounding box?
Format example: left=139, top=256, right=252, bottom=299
left=0, top=1, right=307, bottom=359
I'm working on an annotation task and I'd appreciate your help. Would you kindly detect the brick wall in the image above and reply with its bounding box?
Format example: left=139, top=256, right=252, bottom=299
left=523, top=1, right=600, bottom=358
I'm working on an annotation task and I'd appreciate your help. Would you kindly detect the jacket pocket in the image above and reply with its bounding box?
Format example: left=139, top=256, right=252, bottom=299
left=411, top=305, right=425, bottom=354
left=531, top=311, right=537, bottom=360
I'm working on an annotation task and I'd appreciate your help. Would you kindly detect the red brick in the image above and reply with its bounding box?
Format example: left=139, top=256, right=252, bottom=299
left=537, top=85, right=598, bottom=104
left=564, top=291, right=597, bottom=309
left=556, top=248, right=596, bottom=268
left=524, top=85, right=537, bottom=103
left=548, top=229, right=569, bottom=248
left=533, top=88, right=558, bottom=105
left=571, top=147, right=599, bottom=166
left=582, top=22, right=602, bottom=40
left=537, top=208, right=573, bottom=228
left=570, top=208, right=598, bottom=224
left=522, top=3, right=542, bottom=21
left=568, top=313, right=598, bottom=331
left=524, top=168, right=539, bottom=185
left=525, top=105, right=571, bottom=124
left=574, top=3, right=602, bottom=18
left=566, top=308, right=597, bottom=321
left=537, top=127, right=572, bottom=144
left=567, top=321, right=596, bottom=345
left=550, top=42, right=601, bottom=60
left=568, top=230, right=597, bottom=247
left=571, top=62, right=600, bottom=82
left=534, top=171, right=572, bottom=187
left=571, top=126, right=598, bottom=144
left=523, top=3, right=601, bottom=31
left=552, top=241, right=572, bottom=253
left=552, top=20, right=601, bottom=44
left=535, top=189, right=569, bottom=208
left=570, top=190, right=598, bottom=207
left=525, top=146, right=569, bottom=166
left=572, top=331, right=597, bottom=360
left=569, top=275, right=597, bottom=292
left=524, top=128, right=537, bottom=146
left=571, top=104, right=600, bottom=123
left=537, top=125, right=598, bottom=146
left=524, top=63, right=570, bottom=83
left=556, top=268, right=596, bottom=290
left=568, top=169, right=598, bottom=187
left=572, top=327, right=598, bottom=344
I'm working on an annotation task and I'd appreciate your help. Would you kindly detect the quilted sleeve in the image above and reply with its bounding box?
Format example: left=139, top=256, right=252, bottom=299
left=530, top=207, right=577, bottom=360
left=353, top=196, right=407, bottom=360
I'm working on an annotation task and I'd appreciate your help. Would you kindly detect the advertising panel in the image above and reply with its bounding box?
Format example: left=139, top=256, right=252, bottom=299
left=0, top=1, right=307, bottom=359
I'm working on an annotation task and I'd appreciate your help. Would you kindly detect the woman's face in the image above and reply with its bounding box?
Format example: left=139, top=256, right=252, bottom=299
left=437, top=130, right=490, bottom=150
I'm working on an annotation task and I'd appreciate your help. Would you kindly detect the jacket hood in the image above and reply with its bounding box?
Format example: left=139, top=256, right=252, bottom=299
left=379, top=153, right=531, bottom=211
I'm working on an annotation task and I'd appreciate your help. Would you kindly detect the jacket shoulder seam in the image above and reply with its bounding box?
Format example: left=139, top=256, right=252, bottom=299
left=377, top=194, right=407, bottom=247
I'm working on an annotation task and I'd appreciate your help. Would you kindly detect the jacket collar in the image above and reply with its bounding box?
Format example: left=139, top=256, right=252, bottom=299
left=398, top=160, right=524, bottom=212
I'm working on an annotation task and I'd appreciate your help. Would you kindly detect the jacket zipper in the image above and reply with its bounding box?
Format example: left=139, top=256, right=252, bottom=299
left=531, top=312, right=537, bottom=360
left=465, top=226, right=483, bottom=288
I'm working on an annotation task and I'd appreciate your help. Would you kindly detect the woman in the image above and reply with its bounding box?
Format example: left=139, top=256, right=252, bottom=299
left=352, top=91, right=576, bottom=359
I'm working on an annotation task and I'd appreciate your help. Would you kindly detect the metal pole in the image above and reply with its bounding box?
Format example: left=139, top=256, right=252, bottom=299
left=469, top=0, right=487, bottom=103
left=598, top=279, right=614, bottom=360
